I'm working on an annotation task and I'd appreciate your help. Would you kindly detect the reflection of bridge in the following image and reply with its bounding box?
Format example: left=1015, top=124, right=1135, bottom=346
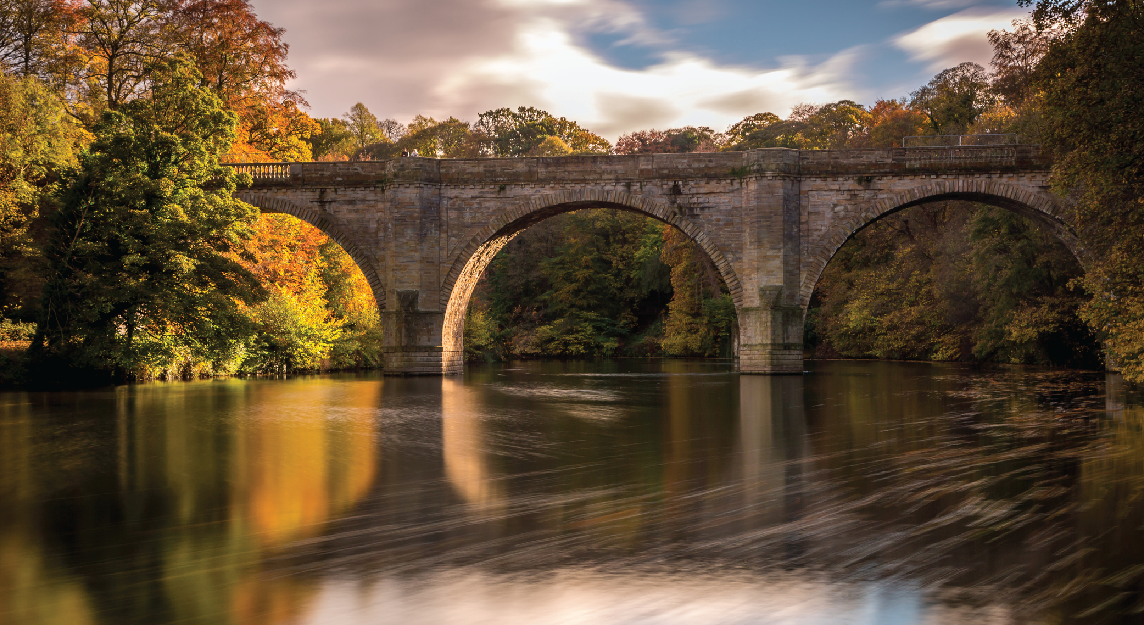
left=229, top=145, right=1069, bottom=375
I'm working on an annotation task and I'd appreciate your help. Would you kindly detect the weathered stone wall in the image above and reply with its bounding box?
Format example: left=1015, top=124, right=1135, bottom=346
left=232, top=145, right=1063, bottom=376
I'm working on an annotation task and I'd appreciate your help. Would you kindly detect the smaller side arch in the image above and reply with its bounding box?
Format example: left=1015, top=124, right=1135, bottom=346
left=799, top=179, right=1081, bottom=313
left=438, top=189, right=745, bottom=373
left=236, top=192, right=386, bottom=311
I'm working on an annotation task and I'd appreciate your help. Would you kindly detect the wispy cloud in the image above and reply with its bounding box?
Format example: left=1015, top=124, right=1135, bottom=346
left=894, top=7, right=1029, bottom=71
left=251, top=0, right=867, bottom=140
left=878, top=0, right=980, bottom=10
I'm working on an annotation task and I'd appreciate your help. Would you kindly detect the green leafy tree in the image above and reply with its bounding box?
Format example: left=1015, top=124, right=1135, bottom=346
left=242, top=290, right=340, bottom=373
left=31, top=55, right=264, bottom=381
left=806, top=202, right=1097, bottom=367
left=659, top=224, right=735, bottom=357
left=0, top=72, right=86, bottom=315
left=910, top=62, right=995, bottom=135
left=469, top=210, right=672, bottom=358
left=308, top=117, right=354, bottom=161
left=614, top=126, right=718, bottom=154
left=800, top=100, right=869, bottom=149
left=723, top=112, right=781, bottom=149
left=343, top=102, right=383, bottom=149
left=474, top=106, right=611, bottom=157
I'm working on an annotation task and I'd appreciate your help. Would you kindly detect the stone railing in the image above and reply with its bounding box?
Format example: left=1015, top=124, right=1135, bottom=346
left=902, top=134, right=1020, bottom=147
left=893, top=146, right=1018, bottom=169
left=225, top=163, right=290, bottom=180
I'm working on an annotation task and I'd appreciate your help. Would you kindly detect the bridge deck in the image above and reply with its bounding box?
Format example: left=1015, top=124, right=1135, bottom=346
left=226, top=146, right=1049, bottom=187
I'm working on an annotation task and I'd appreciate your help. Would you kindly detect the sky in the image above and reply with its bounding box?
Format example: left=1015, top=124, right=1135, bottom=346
left=246, top=0, right=1032, bottom=141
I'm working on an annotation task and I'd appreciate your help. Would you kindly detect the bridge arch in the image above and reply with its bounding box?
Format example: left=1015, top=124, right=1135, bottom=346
left=799, top=179, right=1082, bottom=313
left=236, top=192, right=386, bottom=311
left=440, top=189, right=744, bottom=373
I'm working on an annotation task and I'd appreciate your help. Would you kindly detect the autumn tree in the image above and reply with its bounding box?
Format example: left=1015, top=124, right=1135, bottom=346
left=77, top=0, right=174, bottom=113
left=659, top=224, right=735, bottom=357
left=1028, top=0, right=1144, bottom=380
left=167, top=0, right=292, bottom=112
left=858, top=99, right=928, bottom=148
left=32, top=56, right=263, bottom=380
left=910, top=62, right=995, bottom=136
left=988, top=19, right=1056, bottom=106
left=0, top=0, right=81, bottom=79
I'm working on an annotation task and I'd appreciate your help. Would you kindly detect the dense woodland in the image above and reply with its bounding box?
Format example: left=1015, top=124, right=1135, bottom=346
left=0, top=0, right=1140, bottom=386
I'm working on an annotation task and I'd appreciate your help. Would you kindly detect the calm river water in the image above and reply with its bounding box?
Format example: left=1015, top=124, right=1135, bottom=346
left=1, top=360, right=1142, bottom=625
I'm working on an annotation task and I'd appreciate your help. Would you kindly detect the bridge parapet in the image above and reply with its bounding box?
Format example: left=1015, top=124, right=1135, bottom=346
left=226, top=145, right=1048, bottom=188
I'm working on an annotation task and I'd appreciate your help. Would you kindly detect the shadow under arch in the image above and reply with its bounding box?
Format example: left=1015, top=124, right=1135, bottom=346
left=799, top=180, right=1083, bottom=313
left=236, top=192, right=386, bottom=311
left=440, top=190, right=745, bottom=374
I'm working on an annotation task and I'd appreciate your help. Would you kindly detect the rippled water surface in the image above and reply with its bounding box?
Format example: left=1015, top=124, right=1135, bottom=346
left=2, top=360, right=1142, bottom=624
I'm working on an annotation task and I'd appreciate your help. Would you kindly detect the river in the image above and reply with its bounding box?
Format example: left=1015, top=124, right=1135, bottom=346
left=1, top=360, right=1140, bottom=624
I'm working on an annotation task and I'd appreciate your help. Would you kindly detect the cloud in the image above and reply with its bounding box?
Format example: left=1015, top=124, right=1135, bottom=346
left=894, top=7, right=1029, bottom=71
left=249, top=0, right=868, bottom=140
left=878, top=0, right=979, bottom=9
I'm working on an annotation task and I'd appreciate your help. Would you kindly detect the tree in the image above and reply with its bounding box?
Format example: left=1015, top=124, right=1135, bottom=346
left=343, top=102, right=382, bottom=149
left=474, top=106, right=611, bottom=157
left=167, top=0, right=293, bottom=112
left=77, top=0, right=173, bottom=112
left=799, top=100, right=869, bottom=149
left=32, top=56, right=264, bottom=380
left=910, top=62, right=995, bottom=136
left=859, top=99, right=928, bottom=148
left=659, top=224, right=734, bottom=357
left=232, top=98, right=317, bottom=161
left=614, top=126, right=718, bottom=154
left=527, top=135, right=571, bottom=156
left=1030, top=0, right=1144, bottom=380
left=723, top=112, right=780, bottom=149
left=308, top=117, right=353, bottom=161
left=0, top=0, right=81, bottom=79
left=988, top=19, right=1057, bottom=106
left=0, top=72, right=86, bottom=315
left=243, top=290, right=340, bottom=373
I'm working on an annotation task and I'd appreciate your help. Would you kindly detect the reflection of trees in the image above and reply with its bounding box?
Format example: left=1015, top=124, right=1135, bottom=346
left=0, top=397, right=97, bottom=625
left=0, top=378, right=379, bottom=625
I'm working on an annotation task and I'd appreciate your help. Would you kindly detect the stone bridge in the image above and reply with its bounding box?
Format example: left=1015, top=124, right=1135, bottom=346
left=229, top=145, right=1070, bottom=375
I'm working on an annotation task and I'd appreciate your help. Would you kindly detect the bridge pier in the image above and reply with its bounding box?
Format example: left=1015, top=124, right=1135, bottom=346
left=381, top=292, right=451, bottom=375
left=737, top=305, right=805, bottom=374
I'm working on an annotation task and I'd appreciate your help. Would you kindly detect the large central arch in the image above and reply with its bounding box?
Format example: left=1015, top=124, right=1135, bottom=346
left=799, top=179, right=1082, bottom=314
left=439, top=189, right=745, bottom=374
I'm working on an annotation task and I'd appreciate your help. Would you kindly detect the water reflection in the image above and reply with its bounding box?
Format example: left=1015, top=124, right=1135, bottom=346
left=2, top=362, right=1143, bottom=624
left=0, top=377, right=380, bottom=625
